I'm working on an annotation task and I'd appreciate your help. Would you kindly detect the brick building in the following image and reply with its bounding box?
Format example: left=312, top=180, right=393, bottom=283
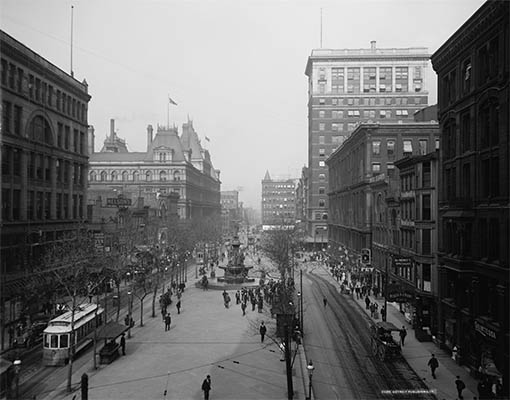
left=305, top=42, right=430, bottom=247
left=0, top=30, right=91, bottom=347
left=431, top=0, right=509, bottom=387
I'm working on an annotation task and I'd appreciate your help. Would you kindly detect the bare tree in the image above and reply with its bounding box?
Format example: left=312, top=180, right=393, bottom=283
left=41, top=227, right=101, bottom=393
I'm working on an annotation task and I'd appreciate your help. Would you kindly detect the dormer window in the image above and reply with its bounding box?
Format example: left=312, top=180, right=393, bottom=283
left=159, top=153, right=166, bottom=162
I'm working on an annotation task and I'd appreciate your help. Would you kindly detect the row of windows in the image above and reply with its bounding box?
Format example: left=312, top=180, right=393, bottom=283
left=1, top=58, right=87, bottom=123
left=443, top=101, right=500, bottom=160
left=443, top=156, right=500, bottom=201
left=90, top=170, right=182, bottom=182
left=372, top=139, right=434, bottom=157
left=442, top=219, right=501, bottom=262
left=317, top=96, right=425, bottom=106
left=1, top=104, right=86, bottom=155
left=2, top=146, right=84, bottom=186
left=1, top=188, right=83, bottom=221
left=440, top=35, right=501, bottom=107
left=401, top=163, right=432, bottom=191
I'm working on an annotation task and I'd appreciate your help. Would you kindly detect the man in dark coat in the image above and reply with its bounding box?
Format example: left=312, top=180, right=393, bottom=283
left=455, top=375, right=466, bottom=399
left=365, top=295, right=371, bottom=310
left=165, top=313, right=171, bottom=331
left=427, top=354, right=439, bottom=379
left=259, top=321, right=267, bottom=343
left=201, top=374, right=211, bottom=400
left=176, top=300, right=181, bottom=314
left=399, top=326, right=407, bottom=346
left=120, top=333, right=126, bottom=355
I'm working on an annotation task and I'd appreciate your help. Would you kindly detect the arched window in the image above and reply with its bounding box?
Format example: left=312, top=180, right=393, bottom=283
left=322, top=213, right=328, bottom=220
left=89, top=171, right=96, bottom=182
left=146, top=171, right=152, bottom=181
left=133, top=171, right=139, bottom=182
left=160, top=171, right=167, bottom=181
left=376, top=193, right=384, bottom=223
left=28, top=115, right=53, bottom=145
left=100, top=171, right=107, bottom=181
left=111, top=171, right=117, bottom=181
left=122, top=171, right=128, bottom=181
left=173, top=170, right=180, bottom=181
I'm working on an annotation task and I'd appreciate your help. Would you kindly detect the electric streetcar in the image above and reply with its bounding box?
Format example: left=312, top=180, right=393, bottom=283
left=43, top=303, right=104, bottom=366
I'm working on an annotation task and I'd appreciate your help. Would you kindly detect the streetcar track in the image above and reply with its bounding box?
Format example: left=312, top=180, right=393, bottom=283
left=306, top=268, right=436, bottom=399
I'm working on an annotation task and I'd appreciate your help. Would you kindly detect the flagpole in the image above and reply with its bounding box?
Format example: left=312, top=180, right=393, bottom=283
left=167, top=97, right=170, bottom=129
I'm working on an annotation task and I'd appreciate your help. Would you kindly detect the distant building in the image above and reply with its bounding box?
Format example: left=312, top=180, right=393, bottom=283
left=0, top=29, right=91, bottom=347
left=88, top=119, right=221, bottom=223
left=305, top=41, right=431, bottom=247
left=221, top=190, right=240, bottom=234
left=261, top=171, right=296, bottom=229
left=431, top=0, right=509, bottom=385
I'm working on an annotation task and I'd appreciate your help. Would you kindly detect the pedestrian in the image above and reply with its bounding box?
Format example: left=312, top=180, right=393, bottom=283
left=369, top=302, right=376, bottom=317
left=399, top=326, right=407, bottom=346
left=365, top=296, right=370, bottom=310
left=323, top=297, right=327, bottom=307
left=455, top=375, right=466, bottom=399
left=241, top=301, right=247, bottom=316
left=235, top=291, right=240, bottom=305
left=259, top=321, right=267, bottom=343
left=427, top=354, right=439, bottom=379
left=176, top=300, right=181, bottom=314
left=381, top=305, right=387, bottom=321
left=120, top=333, right=126, bottom=355
left=201, top=374, right=211, bottom=400
left=165, top=313, right=171, bottom=331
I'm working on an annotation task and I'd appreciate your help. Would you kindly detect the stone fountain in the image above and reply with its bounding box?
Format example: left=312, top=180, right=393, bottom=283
left=217, top=235, right=255, bottom=284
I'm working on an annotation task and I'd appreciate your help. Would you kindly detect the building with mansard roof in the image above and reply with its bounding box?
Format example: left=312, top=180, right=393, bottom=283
left=88, top=119, right=221, bottom=221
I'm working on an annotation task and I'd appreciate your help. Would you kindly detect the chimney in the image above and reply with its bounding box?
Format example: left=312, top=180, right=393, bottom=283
left=147, top=125, right=153, bottom=151
left=110, top=119, right=115, bottom=139
left=370, top=41, right=376, bottom=51
left=87, top=125, right=95, bottom=155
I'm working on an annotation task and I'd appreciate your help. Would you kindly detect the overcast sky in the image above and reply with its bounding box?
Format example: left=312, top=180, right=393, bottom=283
left=2, top=0, right=485, bottom=208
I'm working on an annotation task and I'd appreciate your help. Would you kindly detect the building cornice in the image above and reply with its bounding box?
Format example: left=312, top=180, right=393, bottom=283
left=431, top=1, right=508, bottom=72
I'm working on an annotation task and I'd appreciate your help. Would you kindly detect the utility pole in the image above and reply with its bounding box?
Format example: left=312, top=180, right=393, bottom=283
left=284, top=324, right=294, bottom=400
left=300, top=269, right=304, bottom=336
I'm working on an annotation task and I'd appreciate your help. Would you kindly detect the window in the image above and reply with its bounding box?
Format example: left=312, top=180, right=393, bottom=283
left=319, top=82, right=325, bottom=94
left=387, top=163, right=395, bottom=178
left=435, top=138, right=440, bottom=150
left=372, top=140, right=381, bottom=155
left=319, top=136, right=325, bottom=144
left=319, top=123, right=325, bottom=131
left=319, top=161, right=325, bottom=167
left=319, top=98, right=325, bottom=105
left=2, top=101, right=11, bottom=134
left=419, top=139, right=428, bottom=155
left=422, top=162, right=431, bottom=187
left=319, top=148, right=325, bottom=156
left=403, top=140, right=412, bottom=156
left=462, top=58, right=472, bottom=94
left=422, top=194, right=431, bottom=220
left=319, top=173, right=325, bottom=181
left=13, top=105, right=22, bottom=135
left=462, top=163, right=471, bottom=198
left=159, top=171, right=167, bottom=181
left=319, top=199, right=325, bottom=207
left=461, top=112, right=471, bottom=152
left=372, top=163, right=381, bottom=173
left=319, top=110, right=325, bottom=118
left=319, top=187, right=325, bottom=195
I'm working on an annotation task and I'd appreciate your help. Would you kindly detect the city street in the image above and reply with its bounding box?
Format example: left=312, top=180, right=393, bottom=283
left=32, top=260, right=307, bottom=400
left=300, top=261, right=433, bottom=399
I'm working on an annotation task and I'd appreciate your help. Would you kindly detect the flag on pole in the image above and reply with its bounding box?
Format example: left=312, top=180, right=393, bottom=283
left=205, top=136, right=210, bottom=142
left=168, top=96, right=178, bottom=106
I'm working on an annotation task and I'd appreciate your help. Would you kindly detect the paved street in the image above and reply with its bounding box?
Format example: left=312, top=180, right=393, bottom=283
left=36, top=262, right=308, bottom=400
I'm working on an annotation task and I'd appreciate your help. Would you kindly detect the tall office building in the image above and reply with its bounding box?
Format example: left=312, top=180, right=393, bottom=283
left=305, top=42, right=430, bottom=247
left=261, top=171, right=296, bottom=230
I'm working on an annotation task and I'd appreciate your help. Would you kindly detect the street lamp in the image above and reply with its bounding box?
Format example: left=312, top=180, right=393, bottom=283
left=127, top=290, right=133, bottom=339
left=13, top=359, right=21, bottom=399
left=306, top=359, right=315, bottom=400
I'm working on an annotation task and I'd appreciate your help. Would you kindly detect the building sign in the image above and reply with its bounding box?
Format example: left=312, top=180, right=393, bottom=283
left=474, top=320, right=497, bottom=340
left=106, top=197, right=132, bottom=207
left=393, top=257, right=412, bottom=268
left=387, top=291, right=414, bottom=303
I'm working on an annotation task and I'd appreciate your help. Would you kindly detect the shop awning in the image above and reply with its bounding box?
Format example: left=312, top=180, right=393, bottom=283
left=0, top=357, right=13, bottom=375
left=442, top=210, right=475, bottom=218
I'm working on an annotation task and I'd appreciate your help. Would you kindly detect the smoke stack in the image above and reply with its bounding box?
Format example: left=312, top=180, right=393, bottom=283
left=147, top=124, right=153, bottom=151
left=370, top=40, right=376, bottom=51
left=87, top=125, right=95, bottom=155
left=110, top=119, right=115, bottom=139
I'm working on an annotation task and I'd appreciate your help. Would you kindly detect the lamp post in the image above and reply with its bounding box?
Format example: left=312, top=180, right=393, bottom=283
left=127, top=289, right=133, bottom=339
left=306, top=359, right=315, bottom=400
left=13, top=359, right=21, bottom=399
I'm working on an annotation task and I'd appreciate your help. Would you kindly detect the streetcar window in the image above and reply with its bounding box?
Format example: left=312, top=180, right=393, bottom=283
left=44, top=334, right=50, bottom=347
left=60, top=334, right=69, bottom=348
left=50, top=334, right=58, bottom=348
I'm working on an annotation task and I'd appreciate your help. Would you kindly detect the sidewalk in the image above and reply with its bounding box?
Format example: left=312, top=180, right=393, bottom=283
left=315, top=262, right=479, bottom=400
left=38, top=261, right=308, bottom=400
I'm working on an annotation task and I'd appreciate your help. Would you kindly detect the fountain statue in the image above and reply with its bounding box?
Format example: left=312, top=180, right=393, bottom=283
left=217, top=235, right=255, bottom=284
